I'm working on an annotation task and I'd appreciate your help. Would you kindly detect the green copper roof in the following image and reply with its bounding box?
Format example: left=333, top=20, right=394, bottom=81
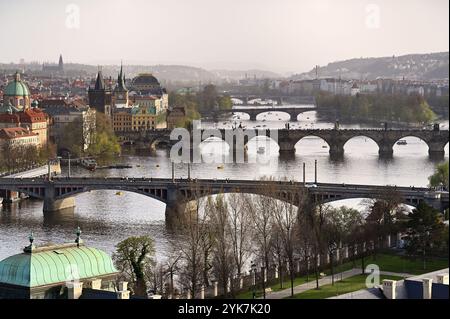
left=4, top=72, right=30, bottom=97
left=0, top=244, right=118, bottom=287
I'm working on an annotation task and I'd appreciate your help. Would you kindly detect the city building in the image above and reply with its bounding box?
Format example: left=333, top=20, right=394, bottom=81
left=42, top=54, right=64, bottom=74
left=166, top=106, right=186, bottom=129
left=130, top=73, right=168, bottom=112
left=0, top=99, right=49, bottom=147
left=113, top=63, right=129, bottom=107
left=88, top=69, right=112, bottom=116
left=2, top=72, right=31, bottom=110
left=0, top=127, right=39, bottom=149
left=0, top=233, right=130, bottom=299
left=131, top=104, right=157, bottom=131
left=350, top=82, right=360, bottom=96
left=42, top=103, right=96, bottom=150
left=112, top=106, right=134, bottom=132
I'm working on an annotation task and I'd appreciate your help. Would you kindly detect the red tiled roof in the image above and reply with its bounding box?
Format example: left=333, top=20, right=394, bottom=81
left=0, top=127, right=38, bottom=139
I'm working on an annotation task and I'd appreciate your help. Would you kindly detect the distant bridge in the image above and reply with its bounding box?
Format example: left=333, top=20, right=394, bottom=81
left=0, top=177, right=447, bottom=226
left=228, top=94, right=315, bottom=106
left=116, top=127, right=449, bottom=158
left=202, top=105, right=316, bottom=121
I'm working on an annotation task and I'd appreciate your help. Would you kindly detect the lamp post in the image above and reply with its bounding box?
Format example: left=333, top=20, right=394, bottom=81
left=261, top=266, right=266, bottom=299
left=251, top=261, right=257, bottom=299
left=330, top=242, right=337, bottom=285
left=68, top=152, right=71, bottom=178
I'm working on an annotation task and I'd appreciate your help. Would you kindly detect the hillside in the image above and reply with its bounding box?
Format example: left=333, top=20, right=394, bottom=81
left=292, top=52, right=449, bottom=81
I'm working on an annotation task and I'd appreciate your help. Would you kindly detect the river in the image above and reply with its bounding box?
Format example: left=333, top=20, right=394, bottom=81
left=0, top=106, right=448, bottom=260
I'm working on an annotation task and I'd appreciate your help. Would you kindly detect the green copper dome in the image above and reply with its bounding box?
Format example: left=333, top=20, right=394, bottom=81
left=0, top=243, right=118, bottom=287
left=4, top=72, right=30, bottom=97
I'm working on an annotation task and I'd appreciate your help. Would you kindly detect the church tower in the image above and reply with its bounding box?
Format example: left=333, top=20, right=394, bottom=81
left=88, top=67, right=112, bottom=116
left=58, top=54, right=64, bottom=72
left=113, top=62, right=129, bottom=106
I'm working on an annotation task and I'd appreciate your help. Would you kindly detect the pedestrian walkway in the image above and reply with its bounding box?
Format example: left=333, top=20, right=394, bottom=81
left=262, top=269, right=415, bottom=299
left=263, top=268, right=361, bottom=299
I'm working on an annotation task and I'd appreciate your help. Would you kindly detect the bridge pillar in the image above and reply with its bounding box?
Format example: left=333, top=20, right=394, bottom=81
left=43, top=183, right=75, bottom=212
left=378, top=143, right=394, bottom=157
left=278, top=139, right=296, bottom=155
left=328, top=143, right=344, bottom=157
left=248, top=112, right=257, bottom=121
left=165, top=186, right=197, bottom=228
left=428, top=142, right=446, bottom=158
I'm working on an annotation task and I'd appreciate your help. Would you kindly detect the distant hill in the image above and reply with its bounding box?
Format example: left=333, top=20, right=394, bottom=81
left=292, top=52, right=449, bottom=81
left=0, top=63, right=220, bottom=83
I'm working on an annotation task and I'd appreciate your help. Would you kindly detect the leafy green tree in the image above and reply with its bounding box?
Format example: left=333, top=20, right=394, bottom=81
left=217, top=96, right=233, bottom=110
left=429, top=161, right=449, bottom=190
left=86, top=112, right=121, bottom=164
left=113, top=236, right=156, bottom=296
left=198, top=84, right=218, bottom=111
left=404, top=202, right=446, bottom=268
left=59, top=118, right=84, bottom=157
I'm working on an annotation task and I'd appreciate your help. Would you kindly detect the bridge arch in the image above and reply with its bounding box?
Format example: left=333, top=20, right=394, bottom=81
left=294, top=134, right=331, bottom=154
left=343, top=135, right=381, bottom=154
left=255, top=111, right=291, bottom=121
left=245, top=135, right=280, bottom=154
left=150, top=137, right=172, bottom=149
left=392, top=135, right=430, bottom=155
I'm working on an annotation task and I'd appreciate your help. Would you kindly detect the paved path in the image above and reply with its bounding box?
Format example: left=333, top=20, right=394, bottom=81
left=263, top=268, right=361, bottom=299
left=262, top=269, right=415, bottom=299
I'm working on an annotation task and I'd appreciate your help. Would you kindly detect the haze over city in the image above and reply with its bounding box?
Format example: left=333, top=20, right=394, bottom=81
left=0, top=0, right=448, bottom=73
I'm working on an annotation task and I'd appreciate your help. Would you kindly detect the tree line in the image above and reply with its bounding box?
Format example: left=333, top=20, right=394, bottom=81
left=59, top=112, right=120, bottom=165
left=315, top=92, right=437, bottom=124
left=0, top=142, right=56, bottom=174
left=168, top=84, right=233, bottom=129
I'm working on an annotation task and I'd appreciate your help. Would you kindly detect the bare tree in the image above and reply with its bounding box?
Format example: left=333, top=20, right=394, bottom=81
left=272, top=191, right=303, bottom=297
left=227, top=193, right=252, bottom=290
left=208, top=194, right=235, bottom=297
left=177, top=184, right=211, bottom=298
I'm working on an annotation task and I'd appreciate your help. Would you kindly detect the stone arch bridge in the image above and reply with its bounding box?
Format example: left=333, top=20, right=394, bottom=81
left=0, top=177, right=447, bottom=226
left=203, top=106, right=316, bottom=121
left=116, top=127, right=449, bottom=158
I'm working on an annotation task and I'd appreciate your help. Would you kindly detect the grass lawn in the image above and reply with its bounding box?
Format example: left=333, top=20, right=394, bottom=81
left=361, top=253, right=448, bottom=275
left=285, top=274, right=403, bottom=299
left=235, top=251, right=448, bottom=299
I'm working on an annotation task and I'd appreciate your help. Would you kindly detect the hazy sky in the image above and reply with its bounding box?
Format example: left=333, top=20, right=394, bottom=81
left=0, top=0, right=448, bottom=74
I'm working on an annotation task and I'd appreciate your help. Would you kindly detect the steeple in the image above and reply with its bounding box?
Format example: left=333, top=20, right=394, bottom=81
left=58, top=54, right=63, bottom=67
left=14, top=71, right=21, bottom=82
left=116, top=61, right=127, bottom=91
left=94, top=66, right=105, bottom=90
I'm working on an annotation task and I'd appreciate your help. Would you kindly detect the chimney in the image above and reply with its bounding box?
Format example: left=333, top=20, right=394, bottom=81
left=423, top=278, right=433, bottom=299
left=382, top=279, right=396, bottom=299
left=116, top=281, right=130, bottom=299
left=67, top=281, right=83, bottom=299
left=436, top=274, right=449, bottom=285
